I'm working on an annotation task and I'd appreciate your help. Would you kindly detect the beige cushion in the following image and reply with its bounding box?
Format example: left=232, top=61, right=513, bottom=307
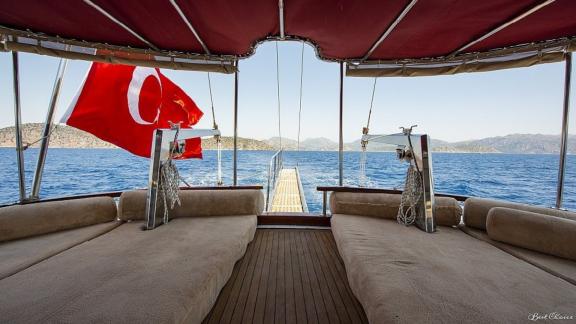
left=487, top=207, right=576, bottom=261
left=331, top=214, right=575, bottom=324
left=459, top=224, right=576, bottom=286
left=463, top=197, right=576, bottom=230
left=119, top=189, right=264, bottom=221
left=0, top=215, right=257, bottom=323
left=0, top=221, right=120, bottom=280
left=329, top=191, right=462, bottom=226
left=0, top=197, right=117, bottom=242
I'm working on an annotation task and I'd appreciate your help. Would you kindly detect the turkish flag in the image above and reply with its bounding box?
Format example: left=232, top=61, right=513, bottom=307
left=61, top=63, right=204, bottom=159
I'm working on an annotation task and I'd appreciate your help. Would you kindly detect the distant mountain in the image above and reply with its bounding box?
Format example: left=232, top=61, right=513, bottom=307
left=0, top=123, right=273, bottom=151
left=267, top=134, right=575, bottom=154
left=1, top=124, right=573, bottom=154
left=447, top=134, right=576, bottom=154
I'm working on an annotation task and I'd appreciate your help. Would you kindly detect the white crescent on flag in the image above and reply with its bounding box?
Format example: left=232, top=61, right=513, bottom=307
left=127, top=67, right=162, bottom=125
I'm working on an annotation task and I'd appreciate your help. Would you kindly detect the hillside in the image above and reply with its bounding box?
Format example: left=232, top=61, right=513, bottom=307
left=1, top=124, right=574, bottom=154
left=0, top=123, right=273, bottom=150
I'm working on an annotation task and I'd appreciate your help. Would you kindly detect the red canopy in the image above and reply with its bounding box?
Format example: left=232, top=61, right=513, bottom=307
left=0, top=0, right=574, bottom=74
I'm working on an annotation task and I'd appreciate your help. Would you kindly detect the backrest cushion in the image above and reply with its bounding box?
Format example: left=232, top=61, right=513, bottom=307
left=118, top=189, right=264, bottom=221
left=0, top=197, right=117, bottom=242
left=487, top=207, right=576, bottom=261
left=463, top=197, right=576, bottom=230
left=329, top=191, right=462, bottom=226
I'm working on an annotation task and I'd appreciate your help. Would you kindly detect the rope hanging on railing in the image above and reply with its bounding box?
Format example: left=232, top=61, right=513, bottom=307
left=159, top=125, right=183, bottom=223
left=359, top=77, right=378, bottom=187
left=207, top=72, right=223, bottom=186
left=397, top=163, right=422, bottom=225
left=397, top=130, right=423, bottom=226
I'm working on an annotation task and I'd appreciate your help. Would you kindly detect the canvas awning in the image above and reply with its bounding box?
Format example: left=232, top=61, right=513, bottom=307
left=0, top=0, right=574, bottom=75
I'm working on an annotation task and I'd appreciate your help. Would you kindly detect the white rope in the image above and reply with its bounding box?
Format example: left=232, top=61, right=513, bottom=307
left=366, top=77, right=377, bottom=130
left=297, top=41, right=305, bottom=152
left=216, top=139, right=223, bottom=185
left=206, top=71, right=223, bottom=186
left=359, top=145, right=368, bottom=187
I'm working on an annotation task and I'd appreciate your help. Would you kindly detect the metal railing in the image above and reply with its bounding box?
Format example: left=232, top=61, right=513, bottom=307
left=265, top=149, right=283, bottom=211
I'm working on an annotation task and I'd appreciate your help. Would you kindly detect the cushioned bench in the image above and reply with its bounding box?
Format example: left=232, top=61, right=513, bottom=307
left=329, top=192, right=575, bottom=324
left=0, top=189, right=263, bottom=323
left=460, top=197, right=576, bottom=285
left=0, top=197, right=120, bottom=280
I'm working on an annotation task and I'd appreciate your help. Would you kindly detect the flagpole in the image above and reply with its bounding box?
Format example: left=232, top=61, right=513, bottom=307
left=12, top=52, right=26, bottom=202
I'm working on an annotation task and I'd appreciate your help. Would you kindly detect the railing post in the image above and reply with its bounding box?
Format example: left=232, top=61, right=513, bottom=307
left=12, top=52, right=26, bottom=202
left=338, top=62, right=344, bottom=186
left=233, top=59, right=239, bottom=186
left=31, top=58, right=68, bottom=200
left=556, top=52, right=572, bottom=209
left=322, top=190, right=327, bottom=216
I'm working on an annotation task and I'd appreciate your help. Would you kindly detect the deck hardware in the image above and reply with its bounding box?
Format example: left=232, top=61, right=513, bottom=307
left=339, top=62, right=344, bottom=186
left=170, top=0, right=211, bottom=55
left=556, top=52, right=572, bottom=208
left=451, top=0, right=556, bottom=56
left=361, top=0, right=418, bottom=62
left=31, top=58, right=68, bottom=200
left=145, top=128, right=221, bottom=230
left=360, top=131, right=436, bottom=233
left=11, top=51, right=26, bottom=202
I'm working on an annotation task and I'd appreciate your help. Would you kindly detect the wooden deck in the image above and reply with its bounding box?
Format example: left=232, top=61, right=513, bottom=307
left=270, top=169, right=304, bottom=213
left=203, top=229, right=368, bottom=324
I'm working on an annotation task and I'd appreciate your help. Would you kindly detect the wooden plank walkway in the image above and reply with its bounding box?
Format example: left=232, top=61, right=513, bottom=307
left=270, top=169, right=304, bottom=213
left=203, top=229, right=368, bottom=324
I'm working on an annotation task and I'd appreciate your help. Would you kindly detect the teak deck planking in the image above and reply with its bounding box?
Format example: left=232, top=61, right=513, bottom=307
left=203, top=229, right=368, bottom=324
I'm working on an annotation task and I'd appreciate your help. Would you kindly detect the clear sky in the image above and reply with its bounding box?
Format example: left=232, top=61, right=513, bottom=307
left=0, top=40, right=574, bottom=143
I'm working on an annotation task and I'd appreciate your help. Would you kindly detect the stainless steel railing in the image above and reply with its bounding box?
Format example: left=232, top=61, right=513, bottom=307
left=265, top=149, right=283, bottom=211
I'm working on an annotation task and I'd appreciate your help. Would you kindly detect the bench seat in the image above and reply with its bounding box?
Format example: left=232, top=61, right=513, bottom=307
left=0, top=221, right=120, bottom=280
left=0, top=216, right=257, bottom=323
left=331, top=214, right=575, bottom=323
left=0, top=189, right=262, bottom=323
left=0, top=197, right=120, bottom=280
left=460, top=197, right=576, bottom=286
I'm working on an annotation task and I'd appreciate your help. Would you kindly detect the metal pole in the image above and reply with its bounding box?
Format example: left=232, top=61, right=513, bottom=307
left=338, top=62, right=344, bottom=186
left=233, top=59, right=239, bottom=186
left=31, top=58, right=68, bottom=199
left=556, top=52, right=572, bottom=209
left=12, top=52, right=26, bottom=202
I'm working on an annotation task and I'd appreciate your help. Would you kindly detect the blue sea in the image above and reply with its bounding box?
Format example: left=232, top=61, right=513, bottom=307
left=0, top=148, right=574, bottom=212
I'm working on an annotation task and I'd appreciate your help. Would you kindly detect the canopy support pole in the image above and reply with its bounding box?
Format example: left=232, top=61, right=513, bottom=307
left=12, top=52, right=26, bottom=202
left=278, top=0, right=285, bottom=39
left=31, top=58, right=68, bottom=200
left=170, top=0, right=211, bottom=55
left=361, top=0, right=418, bottom=61
left=339, top=62, right=344, bottom=186
left=82, top=0, right=158, bottom=50
left=233, top=60, right=239, bottom=185
left=556, top=52, right=572, bottom=209
left=451, top=0, right=555, bottom=56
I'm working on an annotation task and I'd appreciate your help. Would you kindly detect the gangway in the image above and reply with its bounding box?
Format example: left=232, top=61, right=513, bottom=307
left=265, top=150, right=308, bottom=213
